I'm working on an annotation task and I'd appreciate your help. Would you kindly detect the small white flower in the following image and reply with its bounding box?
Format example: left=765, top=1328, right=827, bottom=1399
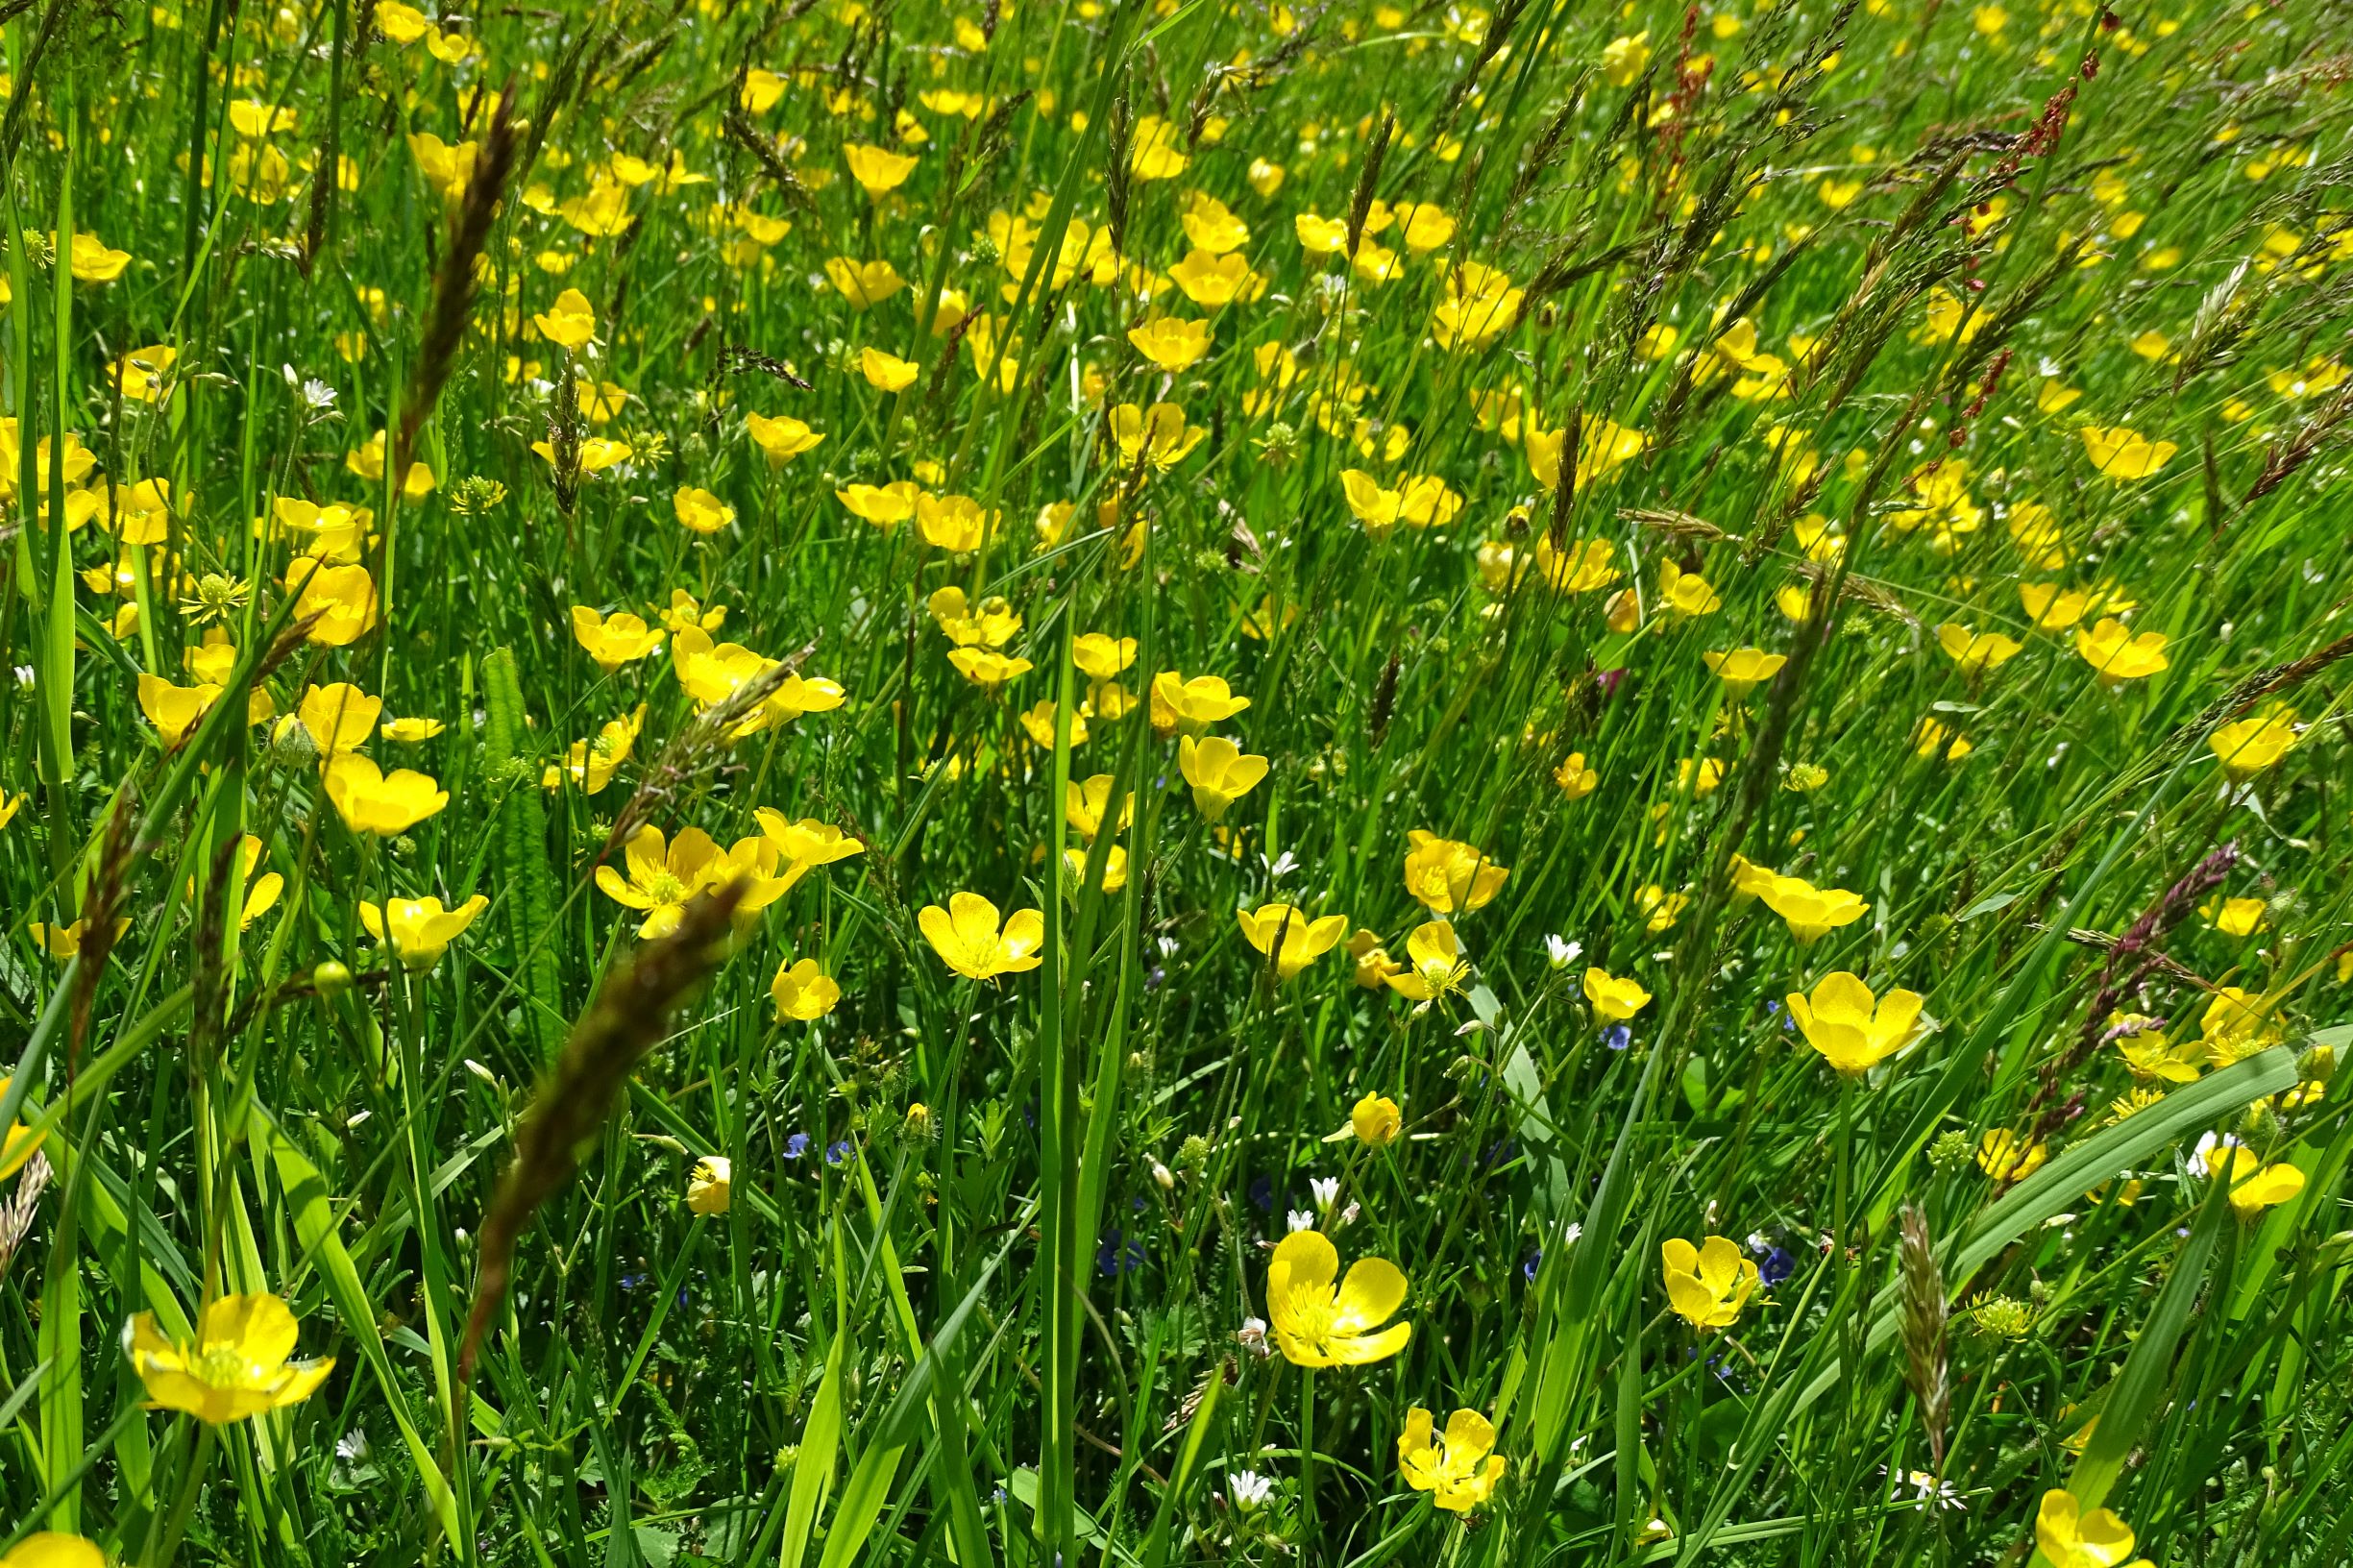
left=302, top=379, right=338, bottom=410
left=1337, top=1200, right=1360, bottom=1228
left=1286, top=1209, right=1315, bottom=1233
left=1543, top=934, right=1581, bottom=970
left=1156, top=936, right=1180, bottom=958
left=1310, top=1176, right=1339, bottom=1211
left=1263, top=849, right=1299, bottom=880
left=1230, top=1469, right=1274, bottom=1508
left=13, top=665, right=35, bottom=688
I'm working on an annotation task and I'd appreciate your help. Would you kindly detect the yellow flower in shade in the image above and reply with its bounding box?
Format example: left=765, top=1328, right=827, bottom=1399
left=1555, top=751, right=1597, bottom=797
left=128, top=1293, right=334, bottom=1424
left=3, top=1074, right=45, bottom=1178
left=1583, top=967, right=1652, bottom=1021
left=1150, top=671, right=1250, bottom=735
left=823, top=256, right=906, bottom=306
left=1401, top=831, right=1508, bottom=915
left=138, top=674, right=223, bottom=747
left=1109, top=402, right=1208, bottom=470
left=686, top=1156, right=731, bottom=1215
left=2035, top=1488, right=2143, bottom=1568
left=1264, top=1228, right=1410, bottom=1366
left=0, top=1533, right=105, bottom=1568
left=1178, top=735, right=1268, bottom=822
left=1531, top=535, right=1622, bottom=594
left=1662, top=1236, right=1759, bottom=1329
left=297, top=682, right=382, bottom=753
left=1127, top=316, right=1212, bottom=371
left=1759, top=874, right=1869, bottom=944
left=837, top=480, right=922, bottom=527
left=1238, top=903, right=1350, bottom=981
left=285, top=559, right=380, bottom=645
left=2202, top=895, right=2266, bottom=938
left=1525, top=415, right=1644, bottom=492
left=324, top=755, right=448, bottom=836
left=2207, top=707, right=2296, bottom=779
left=1338, top=470, right=1462, bottom=538
left=1348, top=930, right=1403, bottom=990
left=1703, top=648, right=1787, bottom=700
left=1431, top=262, right=1523, bottom=351
left=844, top=142, right=919, bottom=196
left=1064, top=775, right=1132, bottom=843
left=359, top=895, right=489, bottom=969
left=674, top=485, right=736, bottom=534
left=532, top=286, right=597, bottom=350
left=1975, top=1129, right=2047, bottom=1180
left=859, top=347, right=920, bottom=391
left=113, top=343, right=177, bottom=403
left=2078, top=425, right=2177, bottom=479
left=1659, top=561, right=1722, bottom=616
left=1936, top=623, right=2024, bottom=674
left=752, top=812, right=868, bottom=883
left=919, top=891, right=1045, bottom=979
left=1787, top=971, right=1924, bottom=1075
left=1385, top=920, right=1472, bottom=1002
left=2220, top=1146, right=2304, bottom=1219
left=2074, top=618, right=2169, bottom=682
left=1398, top=202, right=1456, bottom=252
left=1351, top=1091, right=1402, bottom=1146
left=771, top=956, right=843, bottom=1020
left=745, top=412, right=824, bottom=464
left=1398, top=1407, right=1506, bottom=1513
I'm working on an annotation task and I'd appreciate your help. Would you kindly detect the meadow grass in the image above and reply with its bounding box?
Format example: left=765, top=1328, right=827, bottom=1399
left=1, top=0, right=2350, bottom=1563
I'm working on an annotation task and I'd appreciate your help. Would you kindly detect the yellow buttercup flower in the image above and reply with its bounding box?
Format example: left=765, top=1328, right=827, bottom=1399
left=1662, top=1236, right=1758, bottom=1329
left=324, top=755, right=448, bottom=836
left=687, top=1157, right=732, bottom=1214
left=359, top=895, right=489, bottom=969
left=838, top=479, right=922, bottom=527
left=823, top=256, right=906, bottom=306
left=2035, top=1488, right=2142, bottom=1568
left=1659, top=561, right=1722, bottom=617
left=137, top=674, right=223, bottom=747
left=843, top=142, right=919, bottom=195
left=1149, top=671, right=1250, bottom=735
left=2206, top=707, right=2296, bottom=778
left=1264, top=1228, right=1410, bottom=1366
left=2219, top=1146, right=2304, bottom=1219
left=2, top=1074, right=45, bottom=1178
left=1583, top=967, right=1652, bottom=1021
left=1110, top=402, right=1208, bottom=470
left=1072, top=633, right=1138, bottom=683
left=771, top=956, right=843, bottom=1019
left=1398, top=1407, right=1506, bottom=1512
left=1787, top=971, right=1923, bottom=1075
left=129, top=1292, right=335, bottom=1424
left=1126, top=315, right=1212, bottom=371
left=674, top=485, right=736, bottom=534
left=1759, top=874, right=1869, bottom=944
left=1348, top=929, right=1403, bottom=990
left=297, top=682, right=381, bottom=753
left=1351, top=1091, right=1402, bottom=1146
left=1237, top=903, right=1350, bottom=981
left=1385, top=919, right=1471, bottom=1002
left=916, top=491, right=998, bottom=551
left=2202, top=895, right=2266, bottom=938
left=1401, top=831, right=1507, bottom=915
left=0, top=1533, right=106, bottom=1568
left=1602, top=30, right=1652, bottom=84
left=1177, top=735, right=1268, bottom=822
left=1976, top=1128, right=2047, bottom=1179
left=532, top=285, right=597, bottom=350
left=919, top=891, right=1045, bottom=979
left=1339, top=470, right=1461, bottom=538
left=745, top=411, right=824, bottom=464
left=2078, top=424, right=2177, bottom=479
left=1936, top=623, right=2024, bottom=674
left=285, top=559, right=380, bottom=645
left=2074, top=618, right=2169, bottom=682
left=1555, top=751, right=1597, bottom=797
left=859, top=346, right=920, bottom=391
left=1703, top=648, right=1787, bottom=700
